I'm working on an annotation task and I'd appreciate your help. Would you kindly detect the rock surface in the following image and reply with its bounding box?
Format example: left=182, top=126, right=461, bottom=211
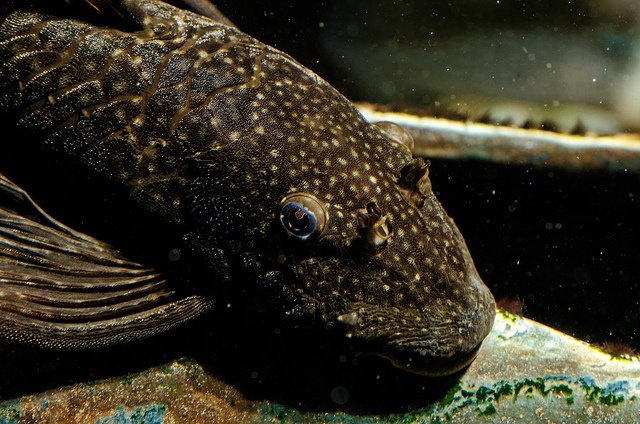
left=2, top=313, right=638, bottom=423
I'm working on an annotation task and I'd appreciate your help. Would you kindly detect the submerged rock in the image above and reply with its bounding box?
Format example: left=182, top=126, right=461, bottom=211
left=2, top=313, right=638, bottom=423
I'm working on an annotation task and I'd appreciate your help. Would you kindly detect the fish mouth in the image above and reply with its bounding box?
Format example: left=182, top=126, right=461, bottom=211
left=375, top=342, right=483, bottom=377
left=336, top=273, right=495, bottom=377
left=342, top=316, right=487, bottom=377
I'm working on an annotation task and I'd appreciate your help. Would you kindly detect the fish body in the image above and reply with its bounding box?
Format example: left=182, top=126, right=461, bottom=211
left=0, top=0, right=495, bottom=375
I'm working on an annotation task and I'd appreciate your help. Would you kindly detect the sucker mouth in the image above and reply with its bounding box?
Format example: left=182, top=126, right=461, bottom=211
left=378, top=342, right=484, bottom=377
left=335, top=287, right=494, bottom=377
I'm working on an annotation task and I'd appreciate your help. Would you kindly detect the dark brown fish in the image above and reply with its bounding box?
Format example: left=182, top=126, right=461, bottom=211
left=0, top=0, right=495, bottom=375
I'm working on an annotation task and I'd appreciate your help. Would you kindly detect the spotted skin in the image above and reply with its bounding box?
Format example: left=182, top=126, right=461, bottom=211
left=0, top=0, right=495, bottom=375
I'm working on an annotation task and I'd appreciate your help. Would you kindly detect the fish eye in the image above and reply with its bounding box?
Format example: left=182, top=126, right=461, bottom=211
left=279, top=193, right=327, bottom=240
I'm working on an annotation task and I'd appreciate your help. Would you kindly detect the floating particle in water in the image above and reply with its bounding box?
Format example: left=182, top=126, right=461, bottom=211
left=167, top=248, right=181, bottom=261
left=330, top=386, right=350, bottom=405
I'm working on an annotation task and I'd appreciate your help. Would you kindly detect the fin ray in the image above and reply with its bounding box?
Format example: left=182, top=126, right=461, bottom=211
left=0, top=173, right=213, bottom=349
left=0, top=296, right=211, bottom=349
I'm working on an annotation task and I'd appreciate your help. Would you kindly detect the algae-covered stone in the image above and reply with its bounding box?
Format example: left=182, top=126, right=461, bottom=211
left=2, top=314, right=639, bottom=423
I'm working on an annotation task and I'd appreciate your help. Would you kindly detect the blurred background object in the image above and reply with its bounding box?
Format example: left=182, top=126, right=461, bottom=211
left=318, top=0, right=640, bottom=132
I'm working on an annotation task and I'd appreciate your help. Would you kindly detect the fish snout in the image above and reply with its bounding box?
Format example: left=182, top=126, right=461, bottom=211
left=336, top=275, right=495, bottom=376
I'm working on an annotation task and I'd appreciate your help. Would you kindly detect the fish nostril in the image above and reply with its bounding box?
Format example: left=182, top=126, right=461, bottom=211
left=398, top=157, right=432, bottom=208
left=357, top=201, right=394, bottom=247
left=369, top=214, right=393, bottom=246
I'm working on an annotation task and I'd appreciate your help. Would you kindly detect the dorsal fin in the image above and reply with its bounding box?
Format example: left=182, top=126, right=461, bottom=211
left=120, top=0, right=236, bottom=27
left=67, top=0, right=123, bottom=15
left=0, top=173, right=213, bottom=349
left=58, top=0, right=235, bottom=29
left=63, top=0, right=133, bottom=24
left=174, top=0, right=235, bottom=26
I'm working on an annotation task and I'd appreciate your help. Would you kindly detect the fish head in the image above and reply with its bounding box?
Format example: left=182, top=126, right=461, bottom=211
left=187, top=54, right=495, bottom=376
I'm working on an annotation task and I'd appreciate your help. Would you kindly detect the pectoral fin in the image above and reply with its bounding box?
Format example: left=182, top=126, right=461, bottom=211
left=0, top=173, right=213, bottom=349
